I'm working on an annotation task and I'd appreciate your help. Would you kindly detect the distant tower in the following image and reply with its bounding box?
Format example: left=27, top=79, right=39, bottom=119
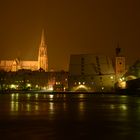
left=115, top=43, right=125, bottom=80
left=38, top=29, right=48, bottom=71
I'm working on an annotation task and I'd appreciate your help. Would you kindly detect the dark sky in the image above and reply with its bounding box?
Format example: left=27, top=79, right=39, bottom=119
left=0, top=0, right=140, bottom=70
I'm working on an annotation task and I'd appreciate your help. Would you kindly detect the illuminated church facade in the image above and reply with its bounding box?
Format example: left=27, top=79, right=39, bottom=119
left=0, top=30, right=48, bottom=72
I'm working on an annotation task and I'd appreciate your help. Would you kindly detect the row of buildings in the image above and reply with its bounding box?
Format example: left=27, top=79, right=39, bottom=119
left=0, top=30, right=133, bottom=92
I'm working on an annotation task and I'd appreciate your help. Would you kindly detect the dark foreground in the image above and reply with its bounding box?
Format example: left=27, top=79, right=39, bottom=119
left=0, top=93, right=140, bottom=140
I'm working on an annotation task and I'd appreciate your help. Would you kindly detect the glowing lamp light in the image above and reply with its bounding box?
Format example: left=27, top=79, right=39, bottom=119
left=110, top=76, right=114, bottom=79
left=49, top=94, right=54, bottom=99
left=47, top=85, right=54, bottom=91
left=10, top=84, right=16, bottom=89
left=27, top=83, right=31, bottom=87
left=122, top=77, right=125, bottom=81
left=119, top=81, right=126, bottom=89
left=83, top=82, right=85, bottom=85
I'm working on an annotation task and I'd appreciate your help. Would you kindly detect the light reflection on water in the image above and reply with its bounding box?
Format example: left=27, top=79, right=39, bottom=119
left=10, top=101, right=19, bottom=112
left=1, top=93, right=140, bottom=139
left=9, top=93, right=130, bottom=111
left=7, top=93, right=132, bottom=119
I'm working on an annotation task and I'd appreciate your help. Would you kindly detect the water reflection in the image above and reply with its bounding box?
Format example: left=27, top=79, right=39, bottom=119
left=79, top=102, right=84, bottom=111
left=2, top=93, right=140, bottom=140
left=7, top=93, right=133, bottom=121
left=110, top=104, right=115, bottom=109
left=10, top=101, right=19, bottom=112
left=35, top=93, right=39, bottom=99
left=11, top=93, right=19, bottom=101
left=35, top=104, right=39, bottom=111
left=110, top=104, right=128, bottom=111
left=27, top=94, right=31, bottom=100
left=63, top=102, right=67, bottom=111
left=120, top=104, right=127, bottom=111
left=43, top=94, right=46, bottom=98
left=49, top=94, right=54, bottom=101
left=49, top=102, right=54, bottom=113
left=26, top=104, right=31, bottom=112
left=79, top=94, right=85, bottom=99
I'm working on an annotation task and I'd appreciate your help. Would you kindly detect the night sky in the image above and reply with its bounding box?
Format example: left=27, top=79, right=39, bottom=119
left=0, top=0, right=140, bottom=70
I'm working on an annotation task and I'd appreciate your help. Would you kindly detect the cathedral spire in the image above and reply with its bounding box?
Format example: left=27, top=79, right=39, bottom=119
left=38, top=29, right=48, bottom=71
left=40, top=29, right=46, bottom=46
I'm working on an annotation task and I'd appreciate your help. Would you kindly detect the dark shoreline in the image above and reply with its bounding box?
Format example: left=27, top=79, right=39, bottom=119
left=0, top=89, right=140, bottom=95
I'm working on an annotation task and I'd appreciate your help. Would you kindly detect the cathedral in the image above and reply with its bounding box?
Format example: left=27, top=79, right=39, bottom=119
left=0, top=30, right=48, bottom=72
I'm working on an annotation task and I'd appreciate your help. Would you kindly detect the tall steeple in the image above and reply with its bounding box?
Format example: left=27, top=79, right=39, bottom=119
left=40, top=29, right=46, bottom=46
left=38, top=29, right=48, bottom=71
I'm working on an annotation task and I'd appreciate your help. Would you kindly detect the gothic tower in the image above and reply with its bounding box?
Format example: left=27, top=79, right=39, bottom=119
left=38, top=29, right=48, bottom=71
left=115, top=44, right=125, bottom=80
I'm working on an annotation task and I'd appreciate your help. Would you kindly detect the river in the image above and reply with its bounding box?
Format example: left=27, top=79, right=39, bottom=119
left=0, top=93, right=140, bottom=140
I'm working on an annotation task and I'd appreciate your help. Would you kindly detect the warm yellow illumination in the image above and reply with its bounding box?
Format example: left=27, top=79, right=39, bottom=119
left=119, top=77, right=125, bottom=82
left=83, top=82, right=85, bottom=85
left=11, top=94, right=15, bottom=101
left=79, top=94, right=85, bottom=98
left=42, top=87, right=47, bottom=90
left=122, top=77, right=125, bottom=80
left=110, top=76, right=114, bottom=79
left=27, top=94, right=31, bottom=99
left=75, top=85, right=88, bottom=91
left=49, top=102, right=54, bottom=114
left=27, top=83, right=31, bottom=87
left=10, top=101, right=19, bottom=111
left=101, top=87, right=104, bottom=90
left=35, top=85, right=39, bottom=88
left=118, top=81, right=126, bottom=89
left=64, top=87, right=66, bottom=91
left=47, top=86, right=53, bottom=91
left=35, top=105, right=39, bottom=111
left=56, top=82, right=60, bottom=85
left=119, top=78, right=123, bottom=82
left=35, top=94, right=39, bottom=99
left=120, top=104, right=127, bottom=110
left=49, top=94, right=54, bottom=100
left=26, top=104, right=31, bottom=112
left=16, top=93, right=19, bottom=100
left=10, top=84, right=17, bottom=89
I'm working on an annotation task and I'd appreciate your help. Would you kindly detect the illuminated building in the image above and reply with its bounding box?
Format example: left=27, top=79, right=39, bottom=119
left=0, top=69, right=68, bottom=91
left=68, top=45, right=127, bottom=92
left=115, top=45, right=126, bottom=81
left=0, top=29, right=48, bottom=72
left=68, top=54, right=115, bottom=92
left=115, top=45, right=127, bottom=89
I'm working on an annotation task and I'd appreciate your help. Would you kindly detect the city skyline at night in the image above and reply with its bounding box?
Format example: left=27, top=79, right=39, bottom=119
left=0, top=29, right=48, bottom=72
left=0, top=0, right=140, bottom=70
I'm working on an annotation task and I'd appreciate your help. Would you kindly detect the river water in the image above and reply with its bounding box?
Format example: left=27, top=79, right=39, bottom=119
left=0, top=93, right=140, bottom=140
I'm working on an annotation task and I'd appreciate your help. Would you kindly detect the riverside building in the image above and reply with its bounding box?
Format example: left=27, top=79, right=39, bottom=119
left=68, top=47, right=126, bottom=92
